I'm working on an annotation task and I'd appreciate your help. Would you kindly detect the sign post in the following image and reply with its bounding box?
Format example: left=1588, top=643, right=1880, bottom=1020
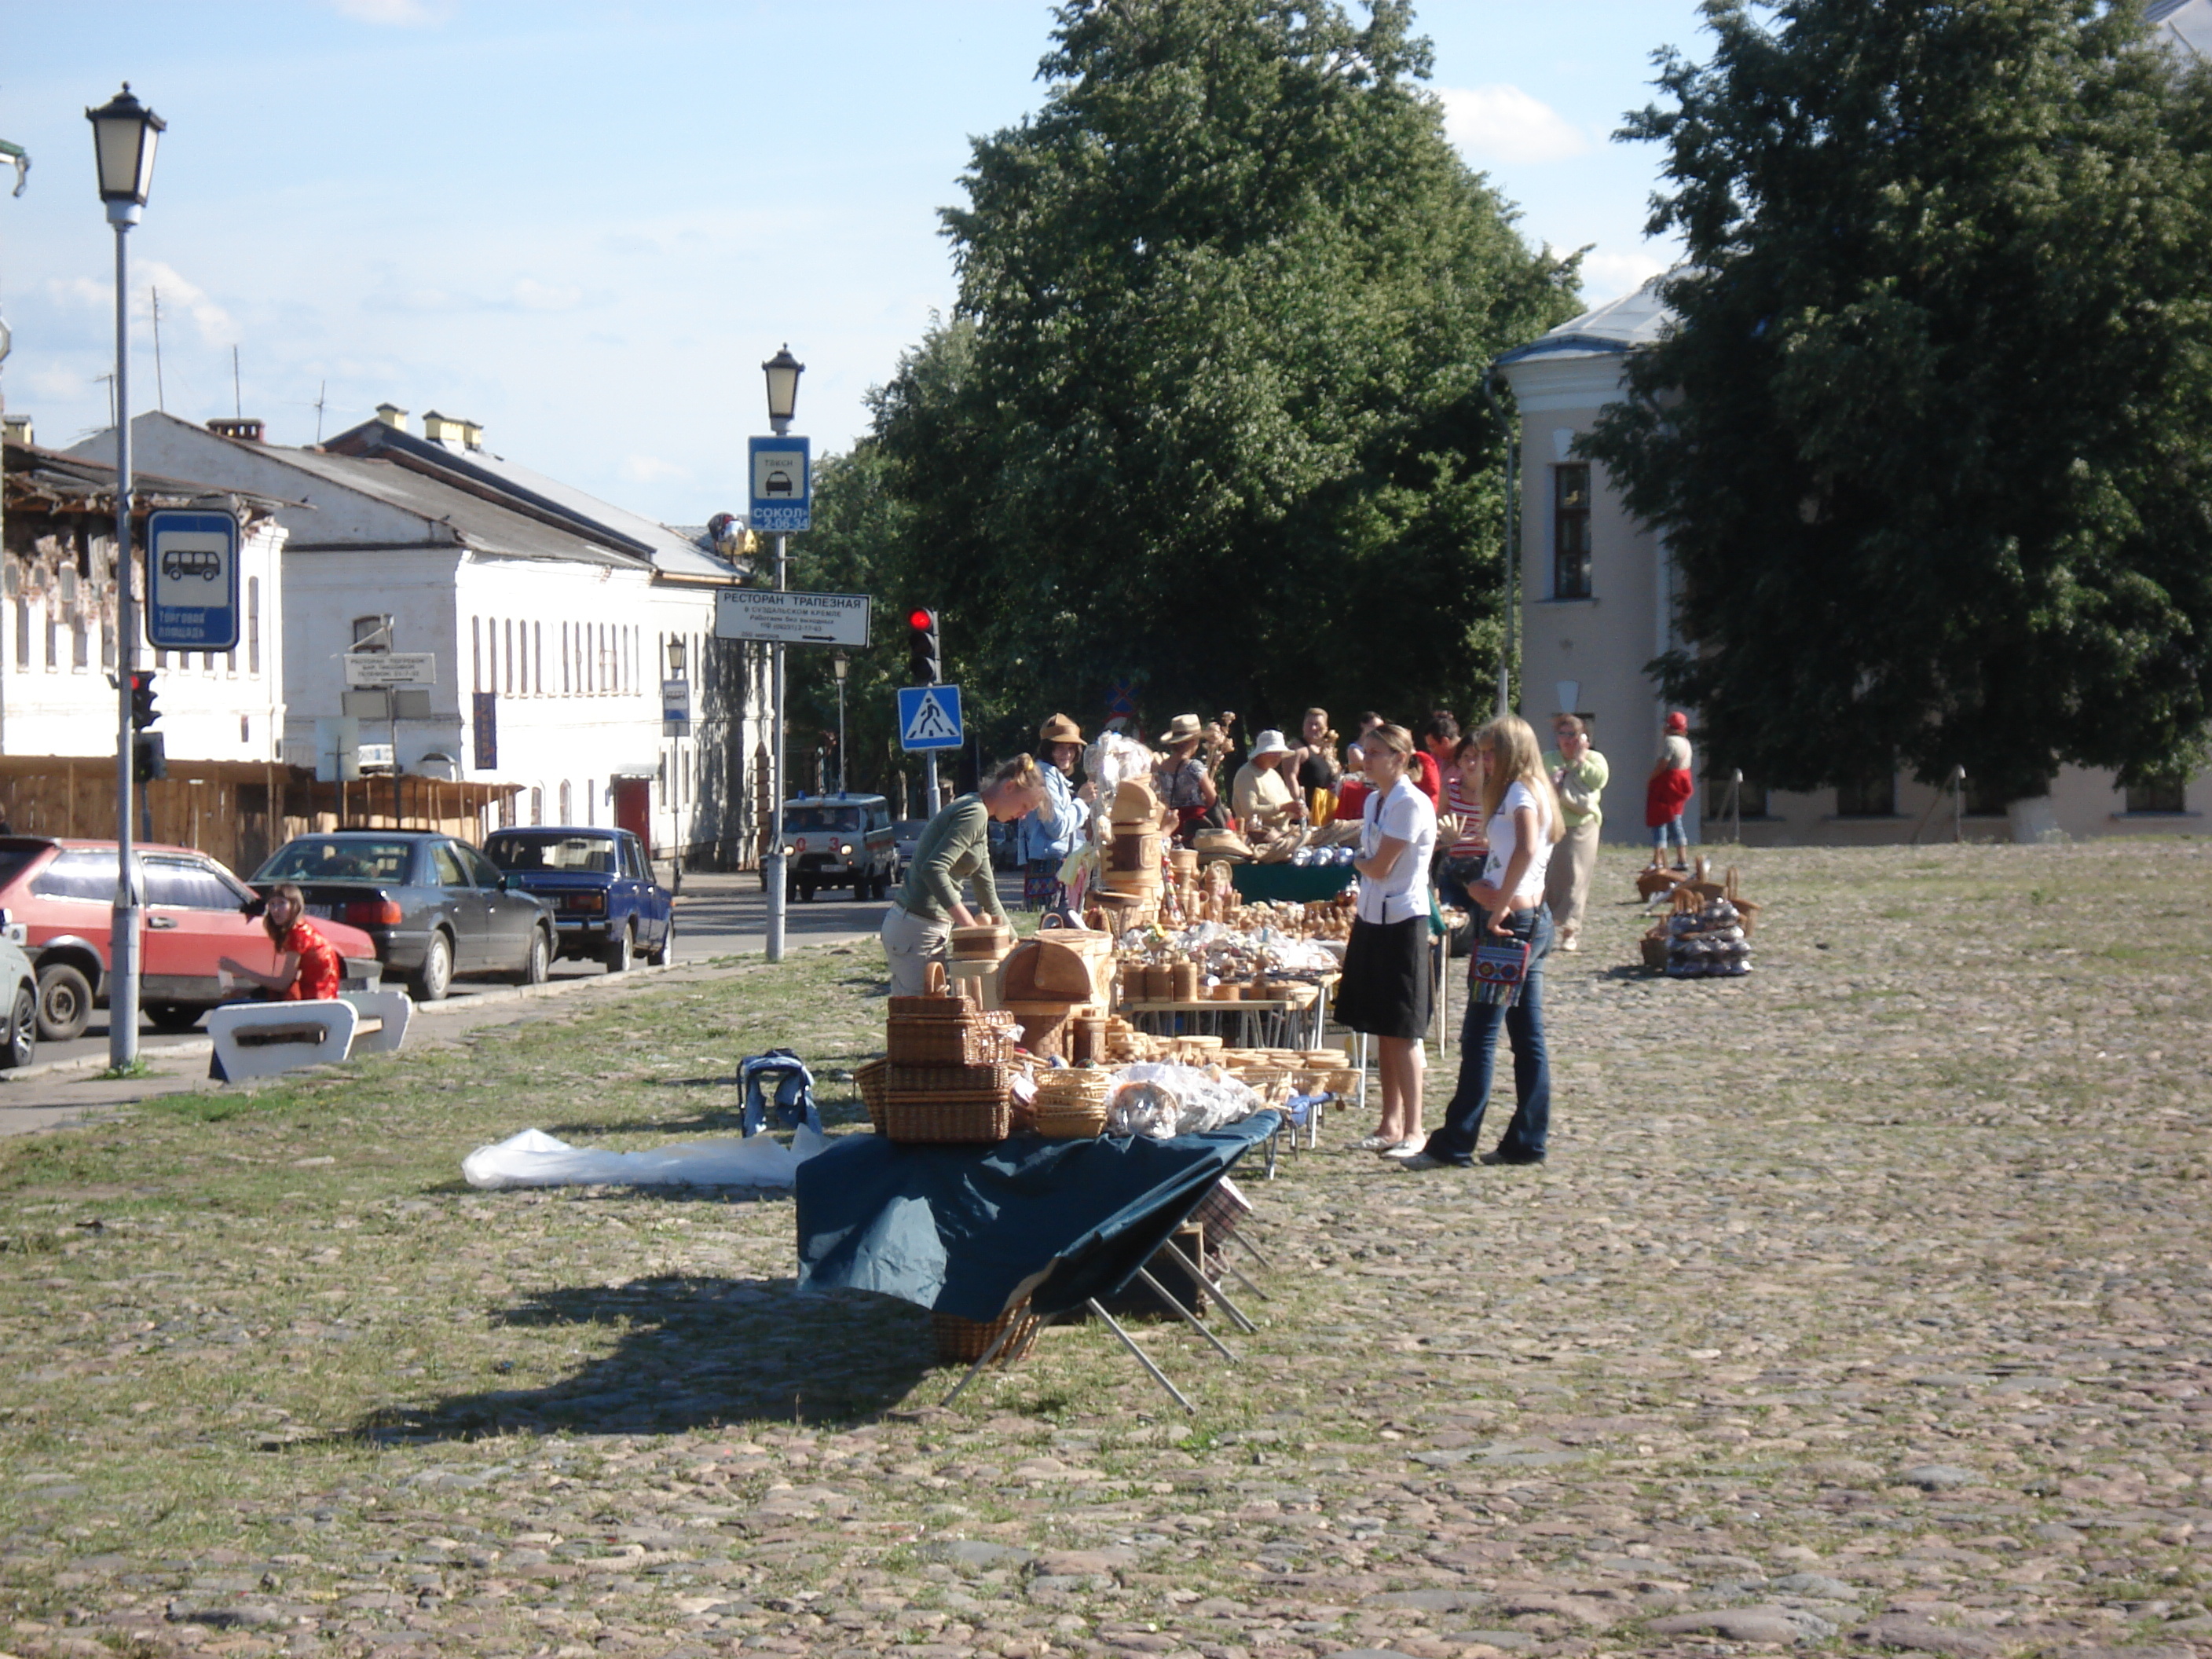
left=342, top=650, right=435, bottom=822
left=751, top=415, right=811, bottom=962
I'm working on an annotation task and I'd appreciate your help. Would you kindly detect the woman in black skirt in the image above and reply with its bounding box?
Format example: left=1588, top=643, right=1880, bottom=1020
left=1331, top=723, right=1437, bottom=1155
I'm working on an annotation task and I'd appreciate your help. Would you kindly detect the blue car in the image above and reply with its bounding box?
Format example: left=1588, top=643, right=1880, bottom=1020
left=481, top=826, right=675, bottom=973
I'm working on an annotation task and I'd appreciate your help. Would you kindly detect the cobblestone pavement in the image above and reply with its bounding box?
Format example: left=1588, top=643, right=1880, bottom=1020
left=0, top=843, right=2207, bottom=1659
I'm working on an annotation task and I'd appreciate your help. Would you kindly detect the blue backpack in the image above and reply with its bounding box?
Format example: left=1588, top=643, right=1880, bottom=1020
left=738, top=1049, right=822, bottom=1137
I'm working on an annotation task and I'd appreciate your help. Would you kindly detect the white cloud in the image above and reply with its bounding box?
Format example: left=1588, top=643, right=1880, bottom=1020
left=329, top=0, right=445, bottom=24
left=138, top=261, right=237, bottom=346
left=1437, top=84, right=1593, bottom=166
left=1578, top=247, right=1674, bottom=306
left=511, top=278, right=584, bottom=313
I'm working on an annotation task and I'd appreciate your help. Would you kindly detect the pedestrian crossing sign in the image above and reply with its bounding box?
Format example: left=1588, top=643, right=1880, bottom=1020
left=896, top=683, right=964, bottom=751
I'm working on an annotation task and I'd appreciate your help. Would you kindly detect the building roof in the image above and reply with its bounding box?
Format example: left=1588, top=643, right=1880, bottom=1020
left=5, top=437, right=295, bottom=518
left=1495, top=277, right=1675, bottom=368
left=321, top=419, right=742, bottom=582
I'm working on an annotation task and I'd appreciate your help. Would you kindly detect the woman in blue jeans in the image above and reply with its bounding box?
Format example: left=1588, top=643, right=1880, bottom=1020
left=1402, top=714, right=1561, bottom=1170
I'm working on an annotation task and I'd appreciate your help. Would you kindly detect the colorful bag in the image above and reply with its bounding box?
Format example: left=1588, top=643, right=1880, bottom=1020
left=1470, top=936, right=1531, bottom=1007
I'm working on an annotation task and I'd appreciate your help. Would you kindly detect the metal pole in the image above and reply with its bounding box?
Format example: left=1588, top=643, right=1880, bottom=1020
left=835, top=675, right=847, bottom=796
left=108, top=211, right=141, bottom=1068
left=764, top=531, right=789, bottom=962
left=925, top=753, right=939, bottom=816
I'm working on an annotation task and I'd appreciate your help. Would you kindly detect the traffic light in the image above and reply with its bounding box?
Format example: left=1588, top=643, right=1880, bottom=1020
left=133, top=732, right=167, bottom=784
left=128, top=669, right=159, bottom=731
left=906, top=607, right=940, bottom=685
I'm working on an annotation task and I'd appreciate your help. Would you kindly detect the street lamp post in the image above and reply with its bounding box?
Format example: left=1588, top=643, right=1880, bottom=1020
left=665, top=636, right=687, bottom=890
left=87, top=83, right=163, bottom=1071
left=830, top=649, right=849, bottom=796
left=761, top=347, right=803, bottom=965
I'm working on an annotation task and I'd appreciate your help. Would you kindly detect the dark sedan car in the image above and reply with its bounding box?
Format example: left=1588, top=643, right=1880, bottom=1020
left=481, top=827, right=674, bottom=972
left=252, top=831, right=557, bottom=1001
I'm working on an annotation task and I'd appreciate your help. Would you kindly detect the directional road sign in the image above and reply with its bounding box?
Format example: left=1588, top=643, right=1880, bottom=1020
left=145, top=509, right=240, bottom=651
left=896, top=683, right=965, bottom=751
left=748, top=435, right=811, bottom=533
left=714, top=588, right=870, bottom=646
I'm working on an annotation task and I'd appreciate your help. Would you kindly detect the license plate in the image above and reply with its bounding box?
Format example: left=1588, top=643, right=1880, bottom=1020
left=304, top=904, right=335, bottom=920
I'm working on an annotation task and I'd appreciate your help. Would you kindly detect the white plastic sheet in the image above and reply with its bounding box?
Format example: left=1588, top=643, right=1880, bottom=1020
left=1105, top=1063, right=1267, bottom=1141
left=462, top=1125, right=833, bottom=1191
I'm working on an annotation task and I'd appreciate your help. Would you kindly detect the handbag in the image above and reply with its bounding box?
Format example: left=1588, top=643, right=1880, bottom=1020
left=1470, top=933, right=1531, bottom=1008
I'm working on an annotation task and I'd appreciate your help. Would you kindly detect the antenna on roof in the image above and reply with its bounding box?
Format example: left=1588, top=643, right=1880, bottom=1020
left=233, top=346, right=242, bottom=419
left=150, top=287, right=166, bottom=412
left=313, top=379, right=325, bottom=442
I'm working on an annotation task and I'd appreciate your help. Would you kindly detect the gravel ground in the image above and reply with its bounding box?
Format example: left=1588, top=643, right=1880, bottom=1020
left=0, top=842, right=2207, bottom=1659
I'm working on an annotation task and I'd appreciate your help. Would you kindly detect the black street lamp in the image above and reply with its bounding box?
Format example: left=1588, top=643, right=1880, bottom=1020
left=761, top=346, right=804, bottom=435
left=86, top=82, right=163, bottom=1070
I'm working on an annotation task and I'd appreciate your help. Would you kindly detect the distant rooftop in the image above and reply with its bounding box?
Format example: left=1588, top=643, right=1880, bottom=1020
left=2149, top=0, right=2212, bottom=57
left=1496, top=276, right=1674, bottom=368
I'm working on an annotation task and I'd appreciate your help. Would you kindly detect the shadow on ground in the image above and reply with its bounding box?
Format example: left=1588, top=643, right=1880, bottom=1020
left=353, top=1275, right=932, bottom=1440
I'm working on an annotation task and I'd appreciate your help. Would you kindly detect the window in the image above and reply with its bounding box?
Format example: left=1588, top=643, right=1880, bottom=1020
left=16, top=597, right=32, bottom=668
left=352, top=614, right=392, bottom=651
left=145, top=858, right=251, bottom=910
left=533, top=622, right=543, bottom=695
left=1553, top=463, right=1592, bottom=599
left=44, top=601, right=57, bottom=669
left=1836, top=770, right=1897, bottom=818
left=31, top=849, right=117, bottom=900
left=472, top=616, right=483, bottom=694
left=2126, top=775, right=2188, bottom=814
left=430, top=844, right=471, bottom=888
left=504, top=618, right=515, bottom=696
left=530, top=786, right=544, bottom=826
left=71, top=617, right=88, bottom=670
left=561, top=622, right=570, bottom=694
left=247, top=578, right=261, bottom=676
left=101, top=619, right=115, bottom=670
left=559, top=780, right=573, bottom=821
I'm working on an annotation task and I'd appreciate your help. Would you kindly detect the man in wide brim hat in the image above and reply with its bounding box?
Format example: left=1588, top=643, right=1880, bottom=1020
left=1021, top=713, right=1091, bottom=917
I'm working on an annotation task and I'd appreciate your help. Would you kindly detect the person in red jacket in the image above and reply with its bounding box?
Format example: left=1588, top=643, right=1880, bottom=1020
left=1645, top=710, right=1695, bottom=871
left=218, top=883, right=344, bottom=1002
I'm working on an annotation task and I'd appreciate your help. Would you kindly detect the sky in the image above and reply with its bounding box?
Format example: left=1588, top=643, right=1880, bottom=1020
left=2, top=0, right=1711, bottom=526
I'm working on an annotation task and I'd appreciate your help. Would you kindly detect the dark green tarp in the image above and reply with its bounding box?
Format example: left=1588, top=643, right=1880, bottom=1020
left=795, top=1116, right=1277, bottom=1320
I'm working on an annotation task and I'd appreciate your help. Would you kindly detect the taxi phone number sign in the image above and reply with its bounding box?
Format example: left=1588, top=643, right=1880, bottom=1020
left=145, top=509, right=241, bottom=651
left=748, top=435, right=811, bottom=533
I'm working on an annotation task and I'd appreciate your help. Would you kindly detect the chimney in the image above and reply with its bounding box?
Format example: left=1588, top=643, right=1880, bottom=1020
left=374, top=402, right=409, bottom=434
left=458, top=417, right=484, bottom=449
left=1, top=412, right=30, bottom=448
left=207, top=417, right=265, bottom=442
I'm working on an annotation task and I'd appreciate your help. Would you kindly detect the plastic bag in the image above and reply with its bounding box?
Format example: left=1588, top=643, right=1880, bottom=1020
left=1105, top=1062, right=1267, bottom=1140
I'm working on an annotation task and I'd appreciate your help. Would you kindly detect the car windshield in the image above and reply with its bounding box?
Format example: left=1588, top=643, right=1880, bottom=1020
left=784, top=806, right=862, bottom=833
left=258, top=840, right=415, bottom=884
left=485, top=833, right=619, bottom=875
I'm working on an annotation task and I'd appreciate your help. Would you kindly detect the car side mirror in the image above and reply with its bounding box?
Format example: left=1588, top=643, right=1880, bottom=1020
left=240, top=895, right=268, bottom=919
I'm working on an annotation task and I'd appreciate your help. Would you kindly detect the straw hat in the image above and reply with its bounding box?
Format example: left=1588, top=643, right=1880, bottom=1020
left=1038, top=712, right=1084, bottom=745
left=1249, top=728, right=1289, bottom=759
left=1159, top=713, right=1203, bottom=745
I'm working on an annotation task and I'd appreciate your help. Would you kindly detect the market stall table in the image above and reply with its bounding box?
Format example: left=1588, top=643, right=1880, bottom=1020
left=1119, top=980, right=1333, bottom=1050
left=796, top=1116, right=1280, bottom=1408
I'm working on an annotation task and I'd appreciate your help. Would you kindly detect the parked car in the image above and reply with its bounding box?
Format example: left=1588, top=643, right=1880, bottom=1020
left=481, top=826, right=675, bottom=973
left=0, top=836, right=381, bottom=1039
left=251, top=831, right=557, bottom=1002
left=890, top=818, right=928, bottom=881
left=766, top=793, right=899, bottom=901
left=0, top=925, right=38, bottom=1068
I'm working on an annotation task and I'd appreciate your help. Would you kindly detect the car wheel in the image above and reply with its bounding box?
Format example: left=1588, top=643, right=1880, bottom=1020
left=646, top=917, right=675, bottom=968
left=514, top=926, right=551, bottom=987
left=797, top=881, right=816, bottom=903
left=1, top=983, right=35, bottom=1070
left=145, top=1002, right=208, bottom=1033
left=411, top=931, right=454, bottom=1002
left=603, top=924, right=633, bottom=975
left=35, top=961, right=93, bottom=1042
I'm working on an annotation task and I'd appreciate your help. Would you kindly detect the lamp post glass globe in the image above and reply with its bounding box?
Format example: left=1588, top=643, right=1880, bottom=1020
left=86, top=83, right=164, bottom=211
left=831, top=649, right=849, bottom=685
left=666, top=636, right=687, bottom=679
left=761, top=346, right=804, bottom=430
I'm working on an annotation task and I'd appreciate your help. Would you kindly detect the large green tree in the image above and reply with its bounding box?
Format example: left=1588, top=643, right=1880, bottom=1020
left=851, top=0, right=1577, bottom=735
left=1586, top=0, right=2212, bottom=799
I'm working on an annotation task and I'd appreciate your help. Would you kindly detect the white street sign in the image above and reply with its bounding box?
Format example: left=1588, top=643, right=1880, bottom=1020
left=344, top=650, right=438, bottom=688
left=714, top=588, right=871, bottom=646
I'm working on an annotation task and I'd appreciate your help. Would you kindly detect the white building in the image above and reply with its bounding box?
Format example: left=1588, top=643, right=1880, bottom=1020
left=1497, top=283, right=2207, bottom=844
left=75, top=411, right=764, bottom=864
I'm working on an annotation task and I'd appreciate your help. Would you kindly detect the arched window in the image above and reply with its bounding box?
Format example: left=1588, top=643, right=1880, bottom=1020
left=530, top=786, right=544, bottom=826
left=558, top=780, right=573, bottom=822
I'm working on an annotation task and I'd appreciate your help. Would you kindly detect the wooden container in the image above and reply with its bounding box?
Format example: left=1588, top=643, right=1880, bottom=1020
left=1170, top=961, right=1199, bottom=1001
left=950, top=923, right=1013, bottom=961
left=1110, top=778, right=1161, bottom=825
left=1109, top=830, right=1163, bottom=870
left=998, top=928, right=1115, bottom=1003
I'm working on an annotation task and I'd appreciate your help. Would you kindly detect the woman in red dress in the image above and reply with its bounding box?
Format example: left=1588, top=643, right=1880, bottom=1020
left=218, top=882, right=343, bottom=1002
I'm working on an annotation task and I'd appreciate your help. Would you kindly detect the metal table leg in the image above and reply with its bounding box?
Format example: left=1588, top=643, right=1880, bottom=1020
left=1086, top=1298, right=1194, bottom=1414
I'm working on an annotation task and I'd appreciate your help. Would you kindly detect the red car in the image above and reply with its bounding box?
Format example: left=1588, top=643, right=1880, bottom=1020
left=0, top=837, right=381, bottom=1039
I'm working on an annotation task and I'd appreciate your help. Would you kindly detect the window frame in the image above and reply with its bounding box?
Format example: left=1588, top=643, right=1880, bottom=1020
left=1552, top=463, right=1593, bottom=600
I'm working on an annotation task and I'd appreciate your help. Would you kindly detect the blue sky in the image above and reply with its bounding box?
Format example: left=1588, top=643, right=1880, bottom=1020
left=2, top=1, right=1710, bottom=524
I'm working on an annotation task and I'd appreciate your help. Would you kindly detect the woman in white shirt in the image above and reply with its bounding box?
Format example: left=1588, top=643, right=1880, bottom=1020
left=1403, top=714, right=1563, bottom=1170
left=1331, top=723, right=1437, bottom=1156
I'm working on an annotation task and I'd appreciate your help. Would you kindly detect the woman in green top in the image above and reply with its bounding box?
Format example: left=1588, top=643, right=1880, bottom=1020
left=880, top=754, right=1050, bottom=994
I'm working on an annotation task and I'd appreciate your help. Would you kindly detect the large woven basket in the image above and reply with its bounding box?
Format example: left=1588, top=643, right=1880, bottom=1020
left=887, top=1018, right=1013, bottom=1066
left=855, top=1057, right=891, bottom=1130
left=889, top=1060, right=1011, bottom=1094
left=1035, top=1102, right=1109, bottom=1138
left=882, top=1095, right=1012, bottom=1144
left=932, top=1301, right=1042, bottom=1366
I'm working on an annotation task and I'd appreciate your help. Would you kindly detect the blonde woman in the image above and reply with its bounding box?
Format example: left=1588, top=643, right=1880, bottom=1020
left=1403, top=714, right=1564, bottom=1170
left=1330, top=723, right=1437, bottom=1156
left=880, top=754, right=1049, bottom=995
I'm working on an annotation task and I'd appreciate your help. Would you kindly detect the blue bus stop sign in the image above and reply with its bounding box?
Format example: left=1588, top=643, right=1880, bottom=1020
left=145, top=508, right=241, bottom=652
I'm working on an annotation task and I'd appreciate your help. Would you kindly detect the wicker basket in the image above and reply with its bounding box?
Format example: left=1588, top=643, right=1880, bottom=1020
left=855, top=1057, right=891, bottom=1130
left=887, top=1018, right=1013, bottom=1065
left=932, top=1301, right=1042, bottom=1366
left=882, top=1095, right=1012, bottom=1144
left=888, top=1060, right=1011, bottom=1094
left=1035, top=1102, right=1109, bottom=1138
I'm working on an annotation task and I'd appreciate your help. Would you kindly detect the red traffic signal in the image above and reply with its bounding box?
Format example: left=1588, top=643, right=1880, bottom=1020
left=906, top=608, right=941, bottom=685
left=907, top=606, right=935, bottom=632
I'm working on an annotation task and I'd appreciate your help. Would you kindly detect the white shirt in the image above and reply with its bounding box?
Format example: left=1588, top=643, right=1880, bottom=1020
left=1355, top=776, right=1437, bottom=925
left=1481, top=780, right=1555, bottom=905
